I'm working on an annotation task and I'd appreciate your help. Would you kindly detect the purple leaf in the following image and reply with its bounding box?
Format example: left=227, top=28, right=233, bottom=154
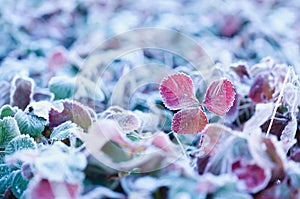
left=10, top=76, right=34, bottom=110
left=172, top=106, right=208, bottom=134
left=49, top=100, right=92, bottom=131
left=203, top=79, right=235, bottom=116
left=160, top=73, right=198, bottom=110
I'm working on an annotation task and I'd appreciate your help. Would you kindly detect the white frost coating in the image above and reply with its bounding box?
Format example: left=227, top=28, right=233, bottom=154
left=243, top=103, right=274, bottom=135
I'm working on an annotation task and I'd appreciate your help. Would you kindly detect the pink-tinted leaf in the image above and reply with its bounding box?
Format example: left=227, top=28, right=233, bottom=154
left=110, top=113, right=141, bottom=133
left=203, top=79, right=235, bottom=116
left=151, top=132, right=176, bottom=152
left=10, top=76, right=34, bottom=110
left=172, top=106, right=208, bottom=134
left=231, top=159, right=271, bottom=193
left=160, top=73, right=198, bottom=110
left=225, top=93, right=240, bottom=123
left=26, top=179, right=80, bottom=199
left=199, top=124, right=231, bottom=156
left=47, top=47, right=67, bottom=70
left=248, top=74, right=274, bottom=103
left=49, top=100, right=92, bottom=131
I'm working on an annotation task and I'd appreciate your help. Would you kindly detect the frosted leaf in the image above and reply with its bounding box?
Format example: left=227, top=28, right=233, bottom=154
left=172, top=106, right=208, bottom=134
left=203, top=79, right=235, bottom=116
left=160, top=73, right=198, bottom=110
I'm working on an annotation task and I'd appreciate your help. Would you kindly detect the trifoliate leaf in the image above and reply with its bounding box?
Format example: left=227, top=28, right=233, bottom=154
left=5, top=135, right=36, bottom=156
left=50, top=121, right=82, bottom=142
left=11, top=170, right=29, bottom=198
left=49, top=76, right=77, bottom=100
left=0, top=117, right=20, bottom=149
left=15, top=110, right=47, bottom=137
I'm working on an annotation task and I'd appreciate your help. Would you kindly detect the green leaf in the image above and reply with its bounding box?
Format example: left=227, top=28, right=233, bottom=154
left=0, top=151, right=4, bottom=164
left=0, top=171, right=16, bottom=194
left=0, top=164, right=10, bottom=178
left=50, top=121, right=82, bottom=143
left=49, top=76, right=77, bottom=100
left=102, top=141, right=131, bottom=163
left=11, top=170, right=29, bottom=198
left=15, top=110, right=47, bottom=137
left=0, top=105, right=18, bottom=119
left=0, top=117, right=21, bottom=149
left=5, top=135, right=36, bottom=156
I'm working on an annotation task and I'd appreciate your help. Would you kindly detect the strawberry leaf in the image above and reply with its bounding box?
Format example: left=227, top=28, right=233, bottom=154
left=11, top=170, right=29, bottom=198
left=50, top=121, right=82, bottom=143
left=248, top=74, right=274, bottom=103
left=10, top=76, right=34, bottom=110
left=199, top=124, right=230, bottom=156
left=203, top=79, right=235, bottom=116
left=160, top=73, right=198, bottom=110
left=0, top=171, right=15, bottom=195
left=4, top=135, right=36, bottom=156
left=15, top=110, right=47, bottom=137
left=0, top=117, right=20, bottom=149
left=49, top=76, right=77, bottom=100
left=0, top=105, right=18, bottom=119
left=49, top=100, right=92, bottom=131
left=172, top=106, right=208, bottom=134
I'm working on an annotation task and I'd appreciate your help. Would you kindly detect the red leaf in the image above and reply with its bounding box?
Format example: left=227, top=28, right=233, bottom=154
left=248, top=74, right=274, bottom=103
left=160, top=73, right=198, bottom=110
left=231, top=159, right=271, bottom=193
left=172, top=106, right=208, bottom=134
left=203, top=79, right=235, bottom=116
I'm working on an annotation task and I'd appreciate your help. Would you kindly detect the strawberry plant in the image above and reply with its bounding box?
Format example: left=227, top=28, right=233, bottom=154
left=0, top=0, right=300, bottom=199
left=160, top=73, right=235, bottom=134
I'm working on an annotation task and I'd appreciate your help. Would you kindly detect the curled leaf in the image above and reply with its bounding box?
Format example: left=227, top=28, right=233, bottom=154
left=160, top=73, right=198, bottom=110
left=203, top=79, right=235, bottom=116
left=172, top=106, right=208, bottom=134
